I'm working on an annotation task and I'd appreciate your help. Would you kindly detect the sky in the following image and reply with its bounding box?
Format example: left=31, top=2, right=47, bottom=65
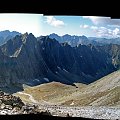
left=1, top=13, right=120, bottom=38
left=0, top=13, right=43, bottom=37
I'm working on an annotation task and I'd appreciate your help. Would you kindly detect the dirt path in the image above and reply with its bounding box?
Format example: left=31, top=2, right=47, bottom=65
left=18, top=92, right=39, bottom=104
left=18, top=92, right=53, bottom=105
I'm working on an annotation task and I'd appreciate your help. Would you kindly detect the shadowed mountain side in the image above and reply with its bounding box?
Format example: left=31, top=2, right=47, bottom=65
left=0, top=33, right=120, bottom=93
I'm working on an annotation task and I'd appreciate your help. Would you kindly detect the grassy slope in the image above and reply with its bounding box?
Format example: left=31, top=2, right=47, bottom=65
left=14, top=70, right=120, bottom=107
left=14, top=82, right=86, bottom=104
left=61, top=70, right=120, bottom=106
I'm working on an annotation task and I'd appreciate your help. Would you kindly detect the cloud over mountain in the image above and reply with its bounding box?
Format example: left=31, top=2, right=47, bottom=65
left=45, top=16, right=65, bottom=27
left=91, top=26, right=120, bottom=38
left=83, top=16, right=120, bottom=26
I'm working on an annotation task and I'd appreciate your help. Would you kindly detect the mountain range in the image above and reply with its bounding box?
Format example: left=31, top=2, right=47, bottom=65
left=0, top=32, right=120, bottom=93
left=1, top=30, right=120, bottom=47
left=49, top=33, right=120, bottom=46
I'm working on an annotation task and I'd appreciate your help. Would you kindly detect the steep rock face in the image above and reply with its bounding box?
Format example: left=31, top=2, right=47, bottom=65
left=1, top=33, right=51, bottom=86
left=98, top=44, right=120, bottom=69
left=39, top=39, right=116, bottom=83
left=0, top=33, right=119, bottom=88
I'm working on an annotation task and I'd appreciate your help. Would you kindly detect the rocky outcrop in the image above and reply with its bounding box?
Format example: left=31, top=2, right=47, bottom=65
left=0, top=90, right=52, bottom=115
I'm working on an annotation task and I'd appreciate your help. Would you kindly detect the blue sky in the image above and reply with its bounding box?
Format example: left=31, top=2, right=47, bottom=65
left=0, top=14, right=120, bottom=38
left=41, top=16, right=95, bottom=36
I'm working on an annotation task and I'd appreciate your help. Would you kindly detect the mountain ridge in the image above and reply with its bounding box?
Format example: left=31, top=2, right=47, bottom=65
left=0, top=33, right=120, bottom=93
left=49, top=33, right=120, bottom=46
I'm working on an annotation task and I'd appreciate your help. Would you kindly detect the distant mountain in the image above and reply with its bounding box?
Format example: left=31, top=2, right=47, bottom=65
left=49, top=33, right=95, bottom=47
left=0, top=33, right=120, bottom=93
left=49, top=33, right=101, bottom=46
left=0, top=30, right=21, bottom=45
left=49, top=33, right=120, bottom=46
left=88, top=37, right=120, bottom=45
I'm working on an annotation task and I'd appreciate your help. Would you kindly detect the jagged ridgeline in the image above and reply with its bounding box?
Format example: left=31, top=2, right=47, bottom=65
left=0, top=32, right=120, bottom=90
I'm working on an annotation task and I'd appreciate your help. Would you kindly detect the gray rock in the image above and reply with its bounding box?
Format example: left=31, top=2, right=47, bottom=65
left=0, top=103, right=5, bottom=109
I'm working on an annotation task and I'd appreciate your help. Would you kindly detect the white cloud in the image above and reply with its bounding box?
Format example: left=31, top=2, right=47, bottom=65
left=113, top=28, right=120, bottom=36
left=45, top=16, right=65, bottom=27
left=91, top=26, right=98, bottom=30
left=90, top=26, right=120, bottom=38
left=83, top=16, right=120, bottom=26
left=82, top=16, right=120, bottom=38
left=80, top=24, right=89, bottom=28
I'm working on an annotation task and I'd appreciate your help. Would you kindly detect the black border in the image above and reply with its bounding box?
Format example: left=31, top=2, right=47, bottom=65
left=0, top=0, right=117, bottom=18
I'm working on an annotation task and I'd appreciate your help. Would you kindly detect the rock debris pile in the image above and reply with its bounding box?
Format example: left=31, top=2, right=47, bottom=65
left=0, top=90, right=51, bottom=115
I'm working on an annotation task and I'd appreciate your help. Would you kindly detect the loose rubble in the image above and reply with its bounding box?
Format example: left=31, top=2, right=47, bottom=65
left=37, top=104, right=120, bottom=119
left=0, top=90, right=51, bottom=115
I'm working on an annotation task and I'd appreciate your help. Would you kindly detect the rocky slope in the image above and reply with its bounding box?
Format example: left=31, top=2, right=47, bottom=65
left=0, top=90, right=53, bottom=115
left=61, top=70, right=120, bottom=107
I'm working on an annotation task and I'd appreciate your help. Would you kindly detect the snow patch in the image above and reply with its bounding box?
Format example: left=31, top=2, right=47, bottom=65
left=14, top=45, right=23, bottom=57
left=63, top=69, right=69, bottom=73
left=57, top=66, right=61, bottom=69
left=33, top=79, right=39, bottom=82
left=44, top=78, right=49, bottom=82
